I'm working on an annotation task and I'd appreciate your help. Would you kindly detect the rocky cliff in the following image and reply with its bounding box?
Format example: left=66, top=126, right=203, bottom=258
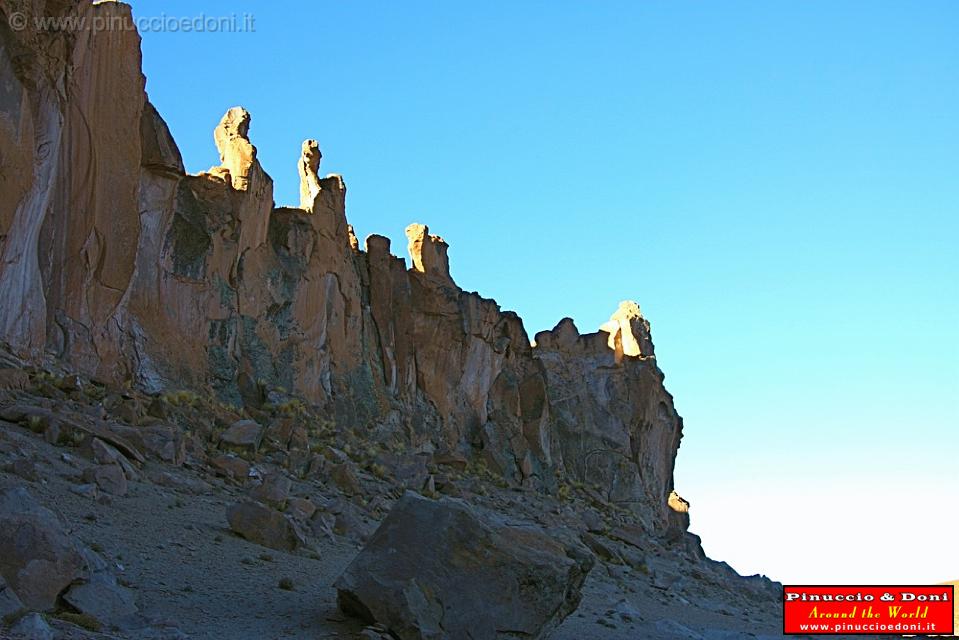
left=0, top=0, right=687, bottom=538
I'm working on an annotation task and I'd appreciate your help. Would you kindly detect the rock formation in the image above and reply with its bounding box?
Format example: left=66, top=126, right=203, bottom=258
left=298, top=139, right=323, bottom=210
left=0, top=0, right=690, bottom=539
left=405, top=223, right=453, bottom=284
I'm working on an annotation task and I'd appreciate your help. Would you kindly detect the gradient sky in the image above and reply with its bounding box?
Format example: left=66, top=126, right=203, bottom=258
left=129, top=1, right=958, bottom=584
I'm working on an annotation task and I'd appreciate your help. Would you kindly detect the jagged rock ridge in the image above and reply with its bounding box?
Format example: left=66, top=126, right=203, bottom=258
left=0, top=0, right=688, bottom=537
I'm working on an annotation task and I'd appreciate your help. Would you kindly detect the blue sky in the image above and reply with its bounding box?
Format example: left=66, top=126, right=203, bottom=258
left=131, top=1, right=958, bottom=583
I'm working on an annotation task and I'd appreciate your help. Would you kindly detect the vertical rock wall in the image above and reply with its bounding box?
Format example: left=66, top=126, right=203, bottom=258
left=0, top=0, right=687, bottom=534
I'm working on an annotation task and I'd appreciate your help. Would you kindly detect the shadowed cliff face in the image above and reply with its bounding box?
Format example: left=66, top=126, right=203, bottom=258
left=0, top=0, right=688, bottom=536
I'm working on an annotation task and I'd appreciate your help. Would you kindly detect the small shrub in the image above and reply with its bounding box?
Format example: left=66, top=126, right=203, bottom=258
left=278, top=577, right=294, bottom=591
left=2, top=609, right=27, bottom=626
left=26, top=415, right=44, bottom=434
left=56, top=612, right=101, bottom=632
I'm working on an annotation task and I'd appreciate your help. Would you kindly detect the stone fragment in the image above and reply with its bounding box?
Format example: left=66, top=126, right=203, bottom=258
left=6, top=457, right=39, bottom=482
left=226, top=501, right=302, bottom=551
left=249, top=474, right=291, bottom=509
left=330, top=463, right=362, bottom=496
left=88, top=437, right=140, bottom=480
left=582, top=509, right=606, bottom=534
left=286, top=497, right=316, bottom=522
left=146, top=469, right=212, bottom=495
left=82, top=464, right=128, bottom=496
left=70, top=484, right=99, bottom=500
left=332, top=506, right=375, bottom=543
left=210, top=454, right=251, bottom=481
left=219, top=420, right=263, bottom=452
left=108, top=423, right=183, bottom=466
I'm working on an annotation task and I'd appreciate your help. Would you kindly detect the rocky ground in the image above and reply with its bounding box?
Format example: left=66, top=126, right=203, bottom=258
left=0, top=350, right=887, bottom=640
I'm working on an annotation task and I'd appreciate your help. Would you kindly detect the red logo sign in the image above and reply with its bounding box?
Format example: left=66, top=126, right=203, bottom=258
left=783, top=585, right=954, bottom=635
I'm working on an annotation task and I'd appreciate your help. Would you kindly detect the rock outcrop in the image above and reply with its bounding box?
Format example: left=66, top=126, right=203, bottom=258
left=298, top=139, right=323, bottom=210
left=335, top=492, right=594, bottom=640
left=0, top=0, right=689, bottom=538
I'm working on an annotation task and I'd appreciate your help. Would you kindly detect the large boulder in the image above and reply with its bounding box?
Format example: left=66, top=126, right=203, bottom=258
left=335, top=492, right=593, bottom=640
left=0, top=488, right=85, bottom=611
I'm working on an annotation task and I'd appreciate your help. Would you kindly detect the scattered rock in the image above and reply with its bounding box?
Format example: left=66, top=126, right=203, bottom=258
left=82, top=464, right=128, bottom=496
left=286, top=497, right=316, bottom=521
left=210, top=454, right=251, bottom=481
left=359, top=625, right=392, bottom=640
left=109, top=423, right=184, bottom=466
left=310, top=511, right=336, bottom=540
left=249, top=474, right=291, bottom=509
left=332, top=506, right=375, bottom=543
left=582, top=509, right=606, bottom=534
left=70, top=483, right=100, bottom=500
left=147, top=469, right=212, bottom=495
left=87, top=437, right=140, bottom=479
left=335, top=492, right=593, bottom=640
left=375, top=452, right=428, bottom=488
left=5, top=457, right=40, bottom=482
left=226, top=501, right=302, bottom=551
left=329, top=463, right=361, bottom=496
left=611, top=598, right=644, bottom=623
left=655, top=618, right=705, bottom=639
left=0, top=487, right=85, bottom=611
left=219, top=420, right=263, bottom=453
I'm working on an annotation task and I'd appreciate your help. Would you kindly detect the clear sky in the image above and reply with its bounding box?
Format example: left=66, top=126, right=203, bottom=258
left=130, top=1, right=958, bottom=584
